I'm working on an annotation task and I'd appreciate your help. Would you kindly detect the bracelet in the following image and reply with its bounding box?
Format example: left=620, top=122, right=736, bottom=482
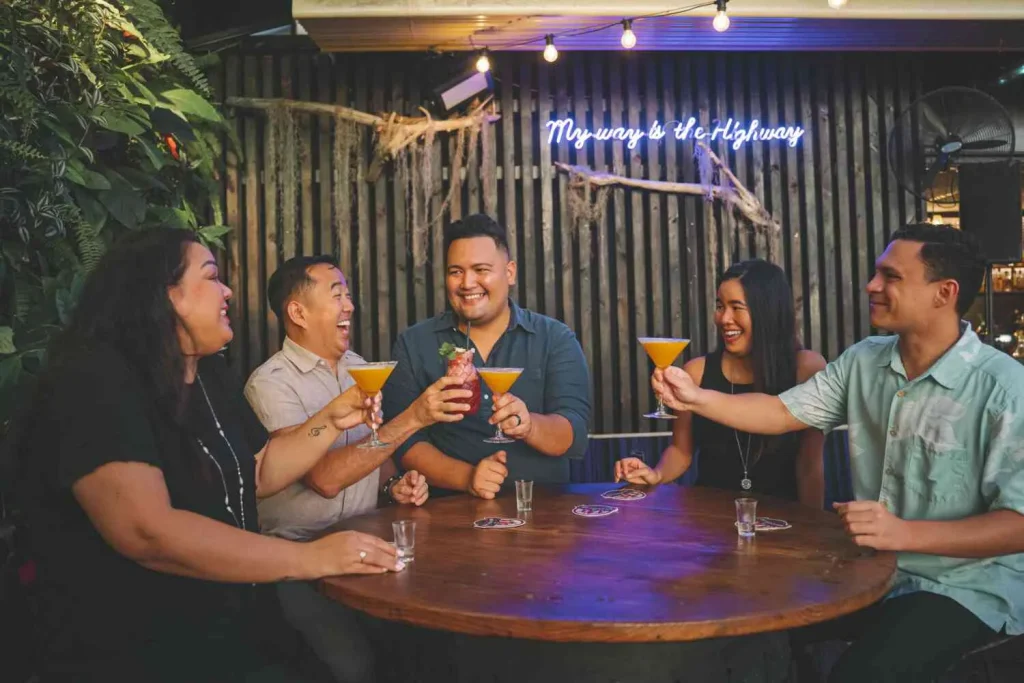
left=381, top=473, right=403, bottom=504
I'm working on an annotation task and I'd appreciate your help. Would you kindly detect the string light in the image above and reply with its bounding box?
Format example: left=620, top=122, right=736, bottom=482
left=712, top=0, right=730, bottom=32
left=543, top=35, right=558, bottom=62
left=464, top=2, right=719, bottom=72
left=475, top=49, right=491, bottom=73
left=620, top=20, right=637, bottom=49
left=827, top=0, right=848, bottom=8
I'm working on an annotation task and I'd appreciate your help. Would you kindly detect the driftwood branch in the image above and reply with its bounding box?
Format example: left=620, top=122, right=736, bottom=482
left=555, top=142, right=782, bottom=235
left=555, top=162, right=740, bottom=203
left=226, top=96, right=500, bottom=183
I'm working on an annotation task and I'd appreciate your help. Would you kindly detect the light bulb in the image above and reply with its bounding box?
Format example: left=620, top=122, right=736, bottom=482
left=827, top=0, right=848, bottom=8
left=543, top=36, right=558, bottom=63
left=620, top=20, right=637, bottom=49
left=712, top=10, right=730, bottom=32
left=475, top=52, right=490, bottom=73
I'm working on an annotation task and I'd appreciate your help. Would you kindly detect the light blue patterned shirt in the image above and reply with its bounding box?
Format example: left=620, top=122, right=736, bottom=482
left=780, top=323, right=1024, bottom=634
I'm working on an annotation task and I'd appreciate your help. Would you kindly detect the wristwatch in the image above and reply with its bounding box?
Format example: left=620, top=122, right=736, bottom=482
left=381, top=473, right=403, bottom=504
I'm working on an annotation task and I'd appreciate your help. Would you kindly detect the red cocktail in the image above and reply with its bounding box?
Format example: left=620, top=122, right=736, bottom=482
left=446, top=348, right=480, bottom=415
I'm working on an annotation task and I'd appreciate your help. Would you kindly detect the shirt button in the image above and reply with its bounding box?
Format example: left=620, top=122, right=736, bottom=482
left=896, top=391, right=905, bottom=398
left=484, top=394, right=490, bottom=400
left=889, top=429, right=897, bottom=437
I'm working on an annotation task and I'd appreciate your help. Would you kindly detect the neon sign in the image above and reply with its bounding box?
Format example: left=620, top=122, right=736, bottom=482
left=546, top=116, right=806, bottom=151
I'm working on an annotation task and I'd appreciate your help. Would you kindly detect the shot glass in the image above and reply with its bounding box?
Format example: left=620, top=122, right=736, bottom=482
left=515, top=480, right=534, bottom=513
left=735, top=497, right=757, bottom=538
left=392, top=520, right=416, bottom=563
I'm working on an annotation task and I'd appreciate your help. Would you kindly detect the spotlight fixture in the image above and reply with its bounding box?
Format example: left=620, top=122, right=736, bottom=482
left=475, top=49, right=491, bottom=73
left=827, top=0, right=848, bottom=8
left=712, top=0, right=730, bottom=32
left=543, top=35, right=558, bottom=63
left=430, top=68, right=494, bottom=115
left=620, top=20, right=637, bottom=49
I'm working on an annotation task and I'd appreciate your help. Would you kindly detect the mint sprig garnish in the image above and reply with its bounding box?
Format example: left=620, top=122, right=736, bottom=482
left=439, top=342, right=459, bottom=361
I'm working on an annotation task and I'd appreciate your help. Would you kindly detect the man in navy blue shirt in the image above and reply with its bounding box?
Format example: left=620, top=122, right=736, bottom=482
left=384, top=214, right=591, bottom=498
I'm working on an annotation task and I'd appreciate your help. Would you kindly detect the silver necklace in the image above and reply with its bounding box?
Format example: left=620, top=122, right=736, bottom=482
left=195, top=373, right=246, bottom=530
left=730, top=380, right=753, bottom=491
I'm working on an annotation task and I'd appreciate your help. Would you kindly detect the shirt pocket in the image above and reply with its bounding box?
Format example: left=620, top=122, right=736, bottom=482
left=903, top=442, right=977, bottom=514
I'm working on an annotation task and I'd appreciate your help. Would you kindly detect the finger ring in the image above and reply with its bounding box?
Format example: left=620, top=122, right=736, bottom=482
left=512, top=414, right=522, bottom=427
left=358, top=551, right=367, bottom=561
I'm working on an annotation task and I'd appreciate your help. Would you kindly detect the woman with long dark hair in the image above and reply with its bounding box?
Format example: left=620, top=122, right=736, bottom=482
left=616, top=259, right=826, bottom=506
left=15, top=228, right=401, bottom=682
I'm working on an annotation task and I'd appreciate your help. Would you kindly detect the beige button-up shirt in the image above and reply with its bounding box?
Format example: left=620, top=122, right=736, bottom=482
left=245, top=337, right=377, bottom=541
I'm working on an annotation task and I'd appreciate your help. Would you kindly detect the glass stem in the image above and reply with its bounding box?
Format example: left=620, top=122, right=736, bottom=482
left=370, top=423, right=380, bottom=444
left=494, top=424, right=505, bottom=440
left=657, top=396, right=666, bottom=416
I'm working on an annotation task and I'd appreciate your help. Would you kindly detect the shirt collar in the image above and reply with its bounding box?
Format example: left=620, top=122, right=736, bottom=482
left=281, top=336, right=329, bottom=374
left=432, top=299, right=536, bottom=335
left=880, top=321, right=977, bottom=390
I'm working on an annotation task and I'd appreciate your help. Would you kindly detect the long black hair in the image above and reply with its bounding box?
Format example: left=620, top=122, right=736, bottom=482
left=47, top=228, right=200, bottom=423
left=718, top=259, right=800, bottom=398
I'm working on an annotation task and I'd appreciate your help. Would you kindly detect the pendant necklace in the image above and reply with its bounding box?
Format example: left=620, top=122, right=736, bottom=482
left=730, top=380, right=753, bottom=491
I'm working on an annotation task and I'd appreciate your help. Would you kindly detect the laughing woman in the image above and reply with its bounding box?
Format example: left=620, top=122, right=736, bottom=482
left=616, top=259, right=827, bottom=507
left=14, top=229, right=401, bottom=683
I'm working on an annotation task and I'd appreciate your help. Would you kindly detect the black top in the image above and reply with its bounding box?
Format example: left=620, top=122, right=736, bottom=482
left=691, top=350, right=800, bottom=501
left=18, top=342, right=289, bottom=682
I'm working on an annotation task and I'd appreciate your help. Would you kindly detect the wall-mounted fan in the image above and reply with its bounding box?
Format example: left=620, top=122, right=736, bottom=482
left=888, top=86, right=1016, bottom=207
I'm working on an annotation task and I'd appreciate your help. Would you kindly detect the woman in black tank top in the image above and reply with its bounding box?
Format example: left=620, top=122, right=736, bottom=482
left=615, top=260, right=827, bottom=506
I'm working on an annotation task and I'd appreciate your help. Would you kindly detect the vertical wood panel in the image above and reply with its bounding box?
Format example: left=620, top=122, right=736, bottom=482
left=608, top=57, right=633, bottom=431
left=261, top=56, right=281, bottom=354
left=798, top=60, right=823, bottom=355
left=519, top=62, right=537, bottom=312
left=218, top=49, right=929, bottom=431
left=242, top=56, right=263, bottom=371
left=833, top=58, right=856, bottom=350
left=816, top=61, right=839, bottom=360
left=590, top=56, right=615, bottom=433
left=354, top=63, right=373, bottom=358
left=627, top=58, right=649, bottom=420
left=538, top=64, right=557, bottom=318
left=316, top=55, right=334, bottom=259
left=223, top=53, right=244, bottom=377
left=298, top=55, right=315, bottom=259
left=392, top=70, right=409, bottom=334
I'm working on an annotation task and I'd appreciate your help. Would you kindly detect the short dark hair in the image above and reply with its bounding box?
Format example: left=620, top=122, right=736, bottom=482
left=889, top=223, right=986, bottom=316
left=443, top=213, right=510, bottom=263
left=267, top=255, right=339, bottom=321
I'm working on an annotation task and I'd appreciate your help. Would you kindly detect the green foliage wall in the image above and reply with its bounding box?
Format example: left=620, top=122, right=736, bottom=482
left=0, top=0, right=234, bottom=430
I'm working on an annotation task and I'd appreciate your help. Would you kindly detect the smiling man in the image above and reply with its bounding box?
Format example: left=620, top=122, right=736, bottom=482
left=653, top=224, right=1024, bottom=683
left=244, top=255, right=471, bottom=683
left=384, top=214, right=592, bottom=498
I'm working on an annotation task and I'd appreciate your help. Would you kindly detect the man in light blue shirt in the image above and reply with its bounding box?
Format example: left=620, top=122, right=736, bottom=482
left=654, top=224, right=1024, bottom=683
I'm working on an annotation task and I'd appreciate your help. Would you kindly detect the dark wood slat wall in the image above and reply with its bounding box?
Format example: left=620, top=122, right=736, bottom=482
left=217, top=50, right=924, bottom=433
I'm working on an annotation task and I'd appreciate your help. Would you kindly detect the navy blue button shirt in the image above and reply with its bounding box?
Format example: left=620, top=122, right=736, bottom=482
left=384, top=300, right=591, bottom=487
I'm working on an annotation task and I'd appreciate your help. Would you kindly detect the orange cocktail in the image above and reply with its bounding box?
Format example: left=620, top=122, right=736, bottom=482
left=638, top=337, right=690, bottom=419
left=347, top=361, right=397, bottom=448
left=478, top=368, right=524, bottom=444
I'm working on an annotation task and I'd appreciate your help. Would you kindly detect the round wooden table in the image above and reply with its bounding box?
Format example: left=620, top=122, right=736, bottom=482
left=321, top=483, right=895, bottom=646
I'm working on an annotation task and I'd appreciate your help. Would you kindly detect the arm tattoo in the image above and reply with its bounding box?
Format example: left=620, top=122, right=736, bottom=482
left=308, top=424, right=327, bottom=437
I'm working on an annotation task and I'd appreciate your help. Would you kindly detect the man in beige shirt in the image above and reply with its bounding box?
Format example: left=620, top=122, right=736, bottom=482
left=245, top=255, right=470, bottom=683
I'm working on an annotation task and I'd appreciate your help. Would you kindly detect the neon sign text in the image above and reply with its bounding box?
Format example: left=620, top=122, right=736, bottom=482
left=545, top=117, right=806, bottom=151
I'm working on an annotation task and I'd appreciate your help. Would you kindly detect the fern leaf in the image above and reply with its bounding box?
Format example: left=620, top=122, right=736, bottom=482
left=115, top=0, right=211, bottom=97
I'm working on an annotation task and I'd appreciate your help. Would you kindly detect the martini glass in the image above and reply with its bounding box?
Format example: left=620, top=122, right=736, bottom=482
left=477, top=367, right=524, bottom=444
left=347, top=361, right=397, bottom=448
left=638, top=337, right=690, bottom=419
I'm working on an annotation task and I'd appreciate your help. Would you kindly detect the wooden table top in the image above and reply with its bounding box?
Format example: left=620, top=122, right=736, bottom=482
left=320, top=483, right=896, bottom=643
